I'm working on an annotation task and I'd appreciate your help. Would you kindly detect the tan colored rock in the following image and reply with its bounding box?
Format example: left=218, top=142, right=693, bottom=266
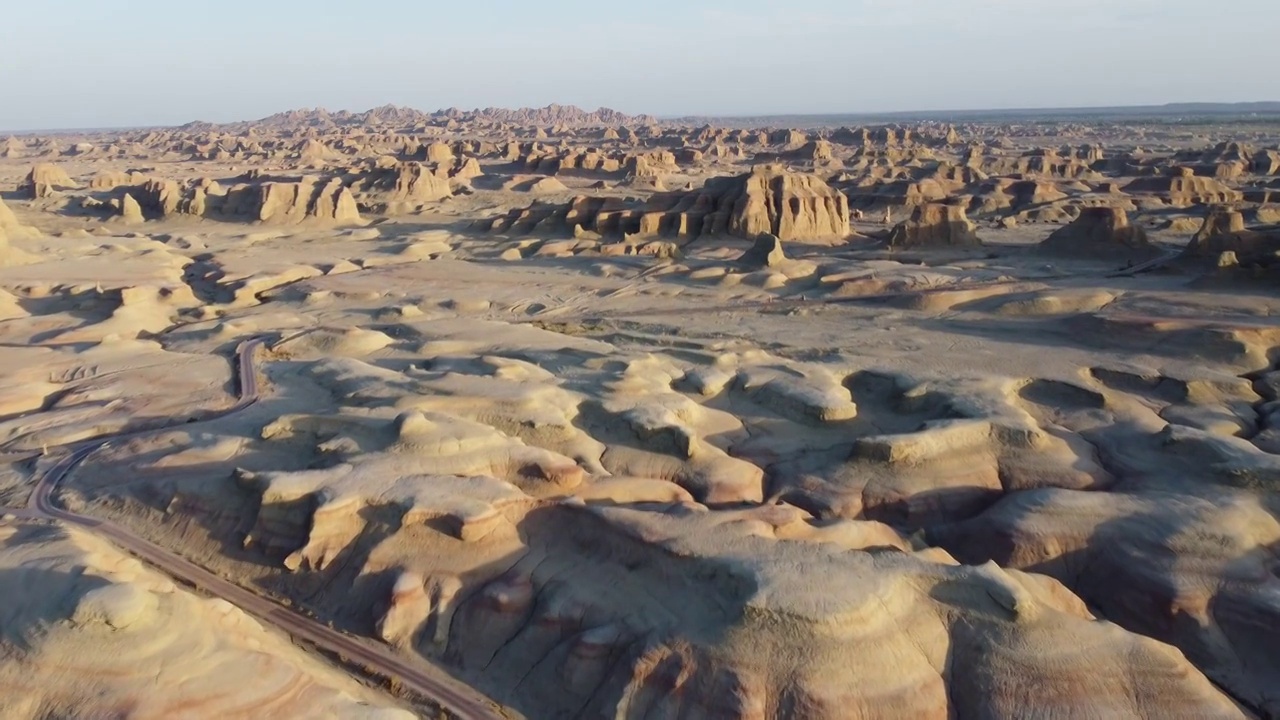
left=119, top=193, right=144, bottom=224
left=888, top=202, right=981, bottom=248
left=1192, top=205, right=1246, bottom=245
left=1124, top=167, right=1242, bottom=208
left=1039, top=206, right=1155, bottom=259
left=738, top=233, right=787, bottom=268
left=712, top=164, right=850, bottom=241
left=20, top=163, right=75, bottom=199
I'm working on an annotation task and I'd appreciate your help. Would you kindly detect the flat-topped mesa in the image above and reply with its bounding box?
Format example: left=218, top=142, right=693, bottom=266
left=887, top=201, right=981, bottom=248
left=483, top=165, right=850, bottom=243
left=1038, top=206, right=1156, bottom=259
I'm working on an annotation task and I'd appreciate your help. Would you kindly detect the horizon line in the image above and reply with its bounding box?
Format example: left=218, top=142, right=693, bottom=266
left=5, top=99, right=1280, bottom=136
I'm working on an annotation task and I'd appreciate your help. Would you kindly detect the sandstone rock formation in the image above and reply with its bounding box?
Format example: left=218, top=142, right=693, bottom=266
left=20, top=163, right=75, bottom=198
left=352, top=162, right=452, bottom=212
left=210, top=177, right=361, bottom=225
left=1193, top=205, right=1247, bottom=244
left=716, top=164, right=850, bottom=241
left=888, top=201, right=981, bottom=248
left=484, top=165, right=850, bottom=243
left=1125, top=167, right=1242, bottom=208
left=119, top=192, right=145, bottom=223
left=1039, top=206, right=1155, bottom=259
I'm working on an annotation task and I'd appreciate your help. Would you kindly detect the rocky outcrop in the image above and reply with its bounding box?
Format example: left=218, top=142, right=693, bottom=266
left=119, top=193, right=144, bottom=224
left=352, top=162, right=452, bottom=212
left=1038, top=206, right=1155, bottom=259
left=20, top=163, right=75, bottom=199
left=483, top=165, right=850, bottom=242
left=715, top=164, right=850, bottom=241
left=88, top=170, right=148, bottom=190
left=1125, top=167, right=1242, bottom=208
left=933, top=487, right=1280, bottom=714
left=888, top=202, right=981, bottom=248
left=213, top=177, right=361, bottom=226
left=738, top=233, right=787, bottom=268
left=0, top=196, right=37, bottom=265
left=1192, top=205, right=1246, bottom=244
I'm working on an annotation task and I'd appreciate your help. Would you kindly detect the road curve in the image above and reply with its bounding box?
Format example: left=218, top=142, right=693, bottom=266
left=17, top=338, right=505, bottom=720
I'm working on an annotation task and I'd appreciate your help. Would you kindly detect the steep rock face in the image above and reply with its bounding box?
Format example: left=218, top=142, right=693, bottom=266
left=0, top=196, right=37, bottom=265
left=0, top=196, right=33, bottom=241
left=220, top=176, right=361, bottom=225
left=119, top=193, right=144, bottom=223
left=1039, top=206, right=1155, bottom=259
left=887, top=202, right=981, bottom=248
left=1253, top=148, right=1280, bottom=175
left=20, top=163, right=75, bottom=198
left=718, top=164, right=851, bottom=241
left=352, top=162, right=452, bottom=212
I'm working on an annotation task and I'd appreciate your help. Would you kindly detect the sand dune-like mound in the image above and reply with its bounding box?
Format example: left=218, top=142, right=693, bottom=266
left=272, top=326, right=395, bottom=357
left=933, top=486, right=1280, bottom=713
left=0, top=520, right=415, bottom=719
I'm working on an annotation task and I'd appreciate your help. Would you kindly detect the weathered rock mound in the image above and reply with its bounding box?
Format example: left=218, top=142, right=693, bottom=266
left=1039, top=206, right=1156, bottom=259
left=20, top=163, right=76, bottom=199
left=483, top=165, right=849, bottom=242
left=888, top=202, right=981, bottom=248
left=352, top=162, right=452, bottom=212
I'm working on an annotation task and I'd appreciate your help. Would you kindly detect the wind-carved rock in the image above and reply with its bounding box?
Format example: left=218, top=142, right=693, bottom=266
left=888, top=201, right=981, bottom=248
left=483, top=164, right=850, bottom=242
left=1039, top=206, right=1155, bottom=259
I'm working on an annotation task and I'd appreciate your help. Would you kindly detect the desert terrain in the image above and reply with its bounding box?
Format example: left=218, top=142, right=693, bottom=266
left=0, top=102, right=1279, bottom=719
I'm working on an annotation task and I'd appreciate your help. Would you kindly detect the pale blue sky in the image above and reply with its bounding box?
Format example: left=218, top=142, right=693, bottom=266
left=1, top=0, right=1275, bottom=130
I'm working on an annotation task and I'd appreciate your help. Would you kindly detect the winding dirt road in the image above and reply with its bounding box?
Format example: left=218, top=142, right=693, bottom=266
left=8, top=338, right=506, bottom=720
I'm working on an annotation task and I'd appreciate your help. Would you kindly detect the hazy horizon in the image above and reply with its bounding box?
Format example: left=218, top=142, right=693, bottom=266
left=3, top=0, right=1277, bottom=131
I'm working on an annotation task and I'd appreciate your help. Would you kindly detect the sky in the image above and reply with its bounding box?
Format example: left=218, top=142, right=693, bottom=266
left=1, top=0, right=1276, bottom=131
